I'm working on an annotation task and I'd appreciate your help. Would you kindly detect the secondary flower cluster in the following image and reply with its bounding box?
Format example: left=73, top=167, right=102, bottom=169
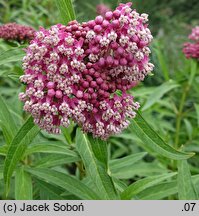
left=96, top=4, right=111, bottom=17
left=0, top=23, right=35, bottom=42
left=19, top=2, right=154, bottom=139
left=183, top=26, right=199, bottom=60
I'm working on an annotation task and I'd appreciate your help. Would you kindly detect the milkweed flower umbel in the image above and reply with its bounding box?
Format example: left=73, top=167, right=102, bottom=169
left=19, top=2, right=154, bottom=139
left=183, top=26, right=199, bottom=60
left=0, top=23, right=35, bottom=42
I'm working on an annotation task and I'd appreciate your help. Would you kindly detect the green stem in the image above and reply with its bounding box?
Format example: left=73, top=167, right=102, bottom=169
left=174, top=84, right=190, bottom=149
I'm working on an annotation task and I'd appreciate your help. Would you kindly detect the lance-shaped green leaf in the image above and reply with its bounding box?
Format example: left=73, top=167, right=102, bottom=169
left=33, top=154, right=80, bottom=168
left=121, top=172, right=176, bottom=199
left=142, top=80, right=179, bottom=111
left=189, top=59, right=197, bottom=85
left=184, top=119, right=193, bottom=140
left=153, top=44, right=170, bottom=81
left=56, top=0, right=76, bottom=25
left=112, top=177, right=128, bottom=192
left=0, top=95, right=18, bottom=144
left=0, top=165, right=3, bottom=180
left=178, top=159, right=198, bottom=200
left=26, top=167, right=100, bottom=200
left=110, top=152, right=147, bottom=174
left=76, top=129, right=119, bottom=200
left=136, top=181, right=177, bottom=200
left=4, top=116, right=39, bottom=195
left=0, top=47, right=25, bottom=66
left=15, top=166, right=32, bottom=200
left=88, top=134, right=108, bottom=166
left=194, top=103, right=199, bottom=127
left=137, top=174, right=199, bottom=200
left=61, top=126, right=73, bottom=144
left=111, top=161, right=167, bottom=179
left=130, top=111, right=194, bottom=160
left=36, top=179, right=65, bottom=200
left=25, top=141, right=78, bottom=157
left=0, top=146, right=7, bottom=156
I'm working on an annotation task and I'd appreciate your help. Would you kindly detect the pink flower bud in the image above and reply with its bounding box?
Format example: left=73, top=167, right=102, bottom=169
left=48, top=89, right=55, bottom=97
left=113, top=10, right=120, bottom=18
left=90, top=81, right=97, bottom=88
left=88, top=20, right=96, bottom=28
left=102, top=20, right=109, bottom=28
left=95, top=16, right=104, bottom=24
left=106, top=56, right=113, bottom=66
left=98, top=57, right=105, bottom=66
left=105, top=11, right=113, bottom=20
left=82, top=81, right=89, bottom=88
left=94, top=25, right=102, bottom=33
left=117, top=47, right=124, bottom=55
left=120, top=58, right=128, bottom=65
left=47, top=82, right=55, bottom=89
left=76, top=90, right=83, bottom=98
left=55, top=90, right=63, bottom=98
left=96, top=77, right=103, bottom=84
left=112, top=20, right=119, bottom=27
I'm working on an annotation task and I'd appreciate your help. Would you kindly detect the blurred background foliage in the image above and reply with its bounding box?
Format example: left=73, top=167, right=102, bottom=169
left=0, top=0, right=199, bottom=200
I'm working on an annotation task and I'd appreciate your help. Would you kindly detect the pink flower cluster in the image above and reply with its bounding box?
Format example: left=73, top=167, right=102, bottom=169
left=96, top=4, right=111, bottom=17
left=183, top=26, right=199, bottom=60
left=19, top=2, right=154, bottom=139
left=0, top=23, right=35, bottom=42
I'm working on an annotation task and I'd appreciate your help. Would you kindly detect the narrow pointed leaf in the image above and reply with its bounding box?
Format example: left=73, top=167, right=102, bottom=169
left=0, top=146, right=7, bottom=156
left=112, top=177, right=128, bottom=192
left=0, top=165, right=3, bottom=180
left=0, top=47, right=25, bottom=66
left=121, top=172, right=176, bottom=199
left=154, top=43, right=170, bottom=81
left=110, top=152, right=147, bottom=173
left=15, top=167, right=32, bottom=200
left=142, top=80, right=179, bottom=111
left=25, top=141, right=78, bottom=157
left=189, top=59, right=197, bottom=85
left=137, top=174, right=199, bottom=200
left=136, top=181, right=177, bottom=200
left=33, top=154, right=80, bottom=168
left=194, top=103, right=199, bottom=127
left=178, top=160, right=198, bottom=200
left=36, top=179, right=65, bottom=200
left=130, top=112, right=194, bottom=160
left=76, top=129, right=119, bottom=200
left=26, top=167, right=100, bottom=200
left=184, top=119, right=193, bottom=140
left=61, top=126, right=73, bottom=144
left=4, top=116, right=39, bottom=195
left=56, top=0, right=76, bottom=25
left=88, top=134, right=108, bottom=166
left=0, top=95, right=18, bottom=144
left=112, top=161, right=167, bottom=179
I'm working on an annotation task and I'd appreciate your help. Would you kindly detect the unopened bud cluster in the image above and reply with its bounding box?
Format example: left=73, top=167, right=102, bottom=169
left=19, top=2, right=154, bottom=139
left=96, top=4, right=111, bottom=17
left=0, top=23, right=35, bottom=42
